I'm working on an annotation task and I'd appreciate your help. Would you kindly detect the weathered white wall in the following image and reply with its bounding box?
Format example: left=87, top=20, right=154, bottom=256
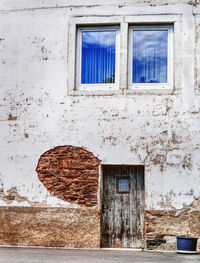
left=0, top=0, right=200, bottom=210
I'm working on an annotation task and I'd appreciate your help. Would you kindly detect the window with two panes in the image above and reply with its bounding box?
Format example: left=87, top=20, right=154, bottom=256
left=76, top=25, right=173, bottom=90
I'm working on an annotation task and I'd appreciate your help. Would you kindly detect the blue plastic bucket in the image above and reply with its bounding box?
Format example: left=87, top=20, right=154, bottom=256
left=177, top=236, right=198, bottom=253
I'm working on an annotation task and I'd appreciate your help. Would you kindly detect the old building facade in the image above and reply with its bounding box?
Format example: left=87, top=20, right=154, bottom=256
left=0, top=0, right=200, bottom=250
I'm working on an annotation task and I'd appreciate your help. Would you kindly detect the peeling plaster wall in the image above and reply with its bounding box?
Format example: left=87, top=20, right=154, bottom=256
left=0, top=0, right=200, bottom=249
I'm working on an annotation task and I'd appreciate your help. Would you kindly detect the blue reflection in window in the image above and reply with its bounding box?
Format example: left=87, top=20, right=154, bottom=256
left=117, top=178, right=130, bottom=193
left=81, top=30, right=116, bottom=84
left=132, top=30, right=168, bottom=83
left=118, top=179, right=129, bottom=192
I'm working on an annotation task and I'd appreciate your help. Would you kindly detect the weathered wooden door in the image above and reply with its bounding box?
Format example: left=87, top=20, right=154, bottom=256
left=101, top=165, right=144, bottom=248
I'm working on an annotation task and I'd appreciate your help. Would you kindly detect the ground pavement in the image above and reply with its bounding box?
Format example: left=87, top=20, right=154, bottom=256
left=0, top=247, right=199, bottom=263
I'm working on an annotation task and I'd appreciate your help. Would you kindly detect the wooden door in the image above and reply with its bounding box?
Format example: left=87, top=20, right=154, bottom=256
left=101, top=165, right=144, bottom=248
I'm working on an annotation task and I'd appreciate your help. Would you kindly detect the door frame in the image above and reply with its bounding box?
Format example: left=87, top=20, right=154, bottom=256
left=99, top=164, right=145, bottom=248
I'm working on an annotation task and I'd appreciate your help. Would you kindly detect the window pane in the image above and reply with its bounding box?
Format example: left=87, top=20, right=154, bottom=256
left=81, top=30, right=116, bottom=84
left=117, top=178, right=130, bottom=193
left=132, top=30, right=168, bottom=83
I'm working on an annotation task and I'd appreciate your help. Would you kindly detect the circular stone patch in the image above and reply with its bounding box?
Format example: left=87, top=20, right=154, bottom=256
left=36, top=146, right=101, bottom=207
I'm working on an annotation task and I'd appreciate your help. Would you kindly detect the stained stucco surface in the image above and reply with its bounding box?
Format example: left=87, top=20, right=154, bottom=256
left=0, top=1, right=200, bottom=209
left=0, top=0, right=200, bottom=249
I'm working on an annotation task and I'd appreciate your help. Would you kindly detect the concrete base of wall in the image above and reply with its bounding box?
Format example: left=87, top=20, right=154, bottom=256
left=0, top=207, right=100, bottom=248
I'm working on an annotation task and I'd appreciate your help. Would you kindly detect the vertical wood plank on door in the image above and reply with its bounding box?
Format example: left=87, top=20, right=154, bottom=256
left=114, top=165, right=122, bottom=247
left=102, top=165, right=115, bottom=247
left=120, top=165, right=130, bottom=247
left=129, top=166, right=137, bottom=247
left=136, top=166, right=145, bottom=247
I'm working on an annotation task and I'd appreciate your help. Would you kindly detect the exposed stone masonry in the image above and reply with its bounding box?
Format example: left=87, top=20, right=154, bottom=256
left=36, top=146, right=101, bottom=207
left=146, top=197, right=200, bottom=250
left=0, top=207, right=100, bottom=247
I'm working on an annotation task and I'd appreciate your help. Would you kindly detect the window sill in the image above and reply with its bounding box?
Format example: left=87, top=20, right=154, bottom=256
left=124, top=87, right=174, bottom=95
left=68, top=89, right=122, bottom=96
left=78, top=84, right=119, bottom=91
left=68, top=87, right=175, bottom=96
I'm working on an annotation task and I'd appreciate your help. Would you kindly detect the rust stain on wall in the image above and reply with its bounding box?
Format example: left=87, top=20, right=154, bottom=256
left=24, top=133, right=29, bottom=138
left=8, top=113, right=17, bottom=121
left=0, top=187, right=27, bottom=204
left=187, top=0, right=199, bottom=6
left=171, top=132, right=179, bottom=144
left=36, top=145, right=101, bottom=207
left=103, top=136, right=117, bottom=146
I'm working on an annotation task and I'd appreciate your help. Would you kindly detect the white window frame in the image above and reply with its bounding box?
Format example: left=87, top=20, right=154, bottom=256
left=128, top=25, right=174, bottom=90
left=68, top=15, right=181, bottom=96
left=76, top=26, right=120, bottom=91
